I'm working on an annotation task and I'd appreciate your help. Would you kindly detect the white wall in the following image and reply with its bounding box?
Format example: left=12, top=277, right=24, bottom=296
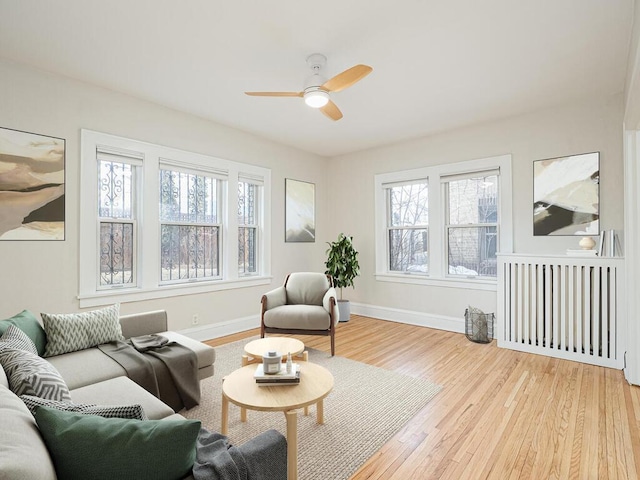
left=0, top=59, right=329, bottom=333
left=328, top=95, right=625, bottom=329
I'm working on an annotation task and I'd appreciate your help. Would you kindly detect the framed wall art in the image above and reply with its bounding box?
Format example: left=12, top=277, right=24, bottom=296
left=0, top=127, right=65, bottom=240
left=285, top=178, right=315, bottom=242
left=533, top=152, right=599, bottom=236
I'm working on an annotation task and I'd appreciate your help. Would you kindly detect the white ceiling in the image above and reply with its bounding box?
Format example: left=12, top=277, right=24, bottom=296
left=0, top=1, right=634, bottom=157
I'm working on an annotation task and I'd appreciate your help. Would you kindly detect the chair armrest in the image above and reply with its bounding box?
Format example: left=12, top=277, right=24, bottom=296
left=323, top=288, right=339, bottom=323
left=261, top=286, right=287, bottom=311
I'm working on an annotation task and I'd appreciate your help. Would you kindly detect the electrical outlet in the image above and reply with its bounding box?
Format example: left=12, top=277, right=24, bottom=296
left=192, top=314, right=199, bottom=326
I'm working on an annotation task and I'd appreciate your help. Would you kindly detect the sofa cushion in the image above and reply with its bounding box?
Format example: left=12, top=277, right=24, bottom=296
left=0, top=324, right=38, bottom=355
left=46, top=347, right=126, bottom=390
left=35, top=406, right=200, bottom=480
left=0, top=310, right=47, bottom=356
left=0, top=384, right=57, bottom=480
left=20, top=394, right=148, bottom=421
left=70, top=376, right=174, bottom=420
left=0, top=346, right=72, bottom=402
left=42, top=304, right=124, bottom=357
left=264, top=304, right=332, bottom=330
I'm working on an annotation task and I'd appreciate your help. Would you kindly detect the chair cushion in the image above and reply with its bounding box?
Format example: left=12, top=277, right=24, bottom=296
left=263, top=305, right=331, bottom=330
left=286, top=272, right=330, bottom=306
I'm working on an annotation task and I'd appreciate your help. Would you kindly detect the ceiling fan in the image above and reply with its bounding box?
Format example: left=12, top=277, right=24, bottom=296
left=244, top=54, right=372, bottom=121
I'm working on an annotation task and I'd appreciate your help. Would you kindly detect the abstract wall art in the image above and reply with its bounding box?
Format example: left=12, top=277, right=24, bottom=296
left=285, top=178, right=315, bottom=242
left=533, top=152, right=599, bottom=236
left=0, top=127, right=65, bottom=240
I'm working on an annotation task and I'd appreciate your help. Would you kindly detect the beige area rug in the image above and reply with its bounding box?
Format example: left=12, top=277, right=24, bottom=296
left=182, top=338, right=442, bottom=480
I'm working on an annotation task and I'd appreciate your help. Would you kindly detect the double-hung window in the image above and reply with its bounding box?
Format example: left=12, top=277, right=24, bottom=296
left=159, top=166, right=221, bottom=283
left=238, top=178, right=260, bottom=276
left=97, top=149, right=141, bottom=288
left=375, top=154, right=511, bottom=290
left=444, top=172, right=498, bottom=278
left=387, top=180, right=429, bottom=274
left=79, top=130, right=271, bottom=307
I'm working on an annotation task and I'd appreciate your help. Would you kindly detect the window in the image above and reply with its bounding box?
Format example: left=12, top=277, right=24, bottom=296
left=445, top=172, right=498, bottom=278
left=238, top=180, right=259, bottom=276
left=375, top=155, right=511, bottom=290
left=97, top=149, right=141, bottom=288
left=387, top=181, right=429, bottom=273
left=159, top=168, right=220, bottom=283
left=79, top=130, right=271, bottom=307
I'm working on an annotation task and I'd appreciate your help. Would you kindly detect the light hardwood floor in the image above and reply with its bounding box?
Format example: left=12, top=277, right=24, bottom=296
left=205, top=315, right=640, bottom=479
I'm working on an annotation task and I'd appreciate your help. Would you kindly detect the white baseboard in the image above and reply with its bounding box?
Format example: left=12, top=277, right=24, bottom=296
left=177, top=304, right=464, bottom=342
left=178, top=314, right=260, bottom=341
left=350, top=302, right=464, bottom=334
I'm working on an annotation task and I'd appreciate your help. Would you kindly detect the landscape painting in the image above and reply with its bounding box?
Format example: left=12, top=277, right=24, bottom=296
left=285, top=178, right=315, bottom=242
left=533, top=152, right=599, bottom=236
left=0, top=127, right=65, bottom=240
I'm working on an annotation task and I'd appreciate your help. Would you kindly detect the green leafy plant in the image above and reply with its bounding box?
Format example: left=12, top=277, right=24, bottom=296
left=325, top=233, right=360, bottom=300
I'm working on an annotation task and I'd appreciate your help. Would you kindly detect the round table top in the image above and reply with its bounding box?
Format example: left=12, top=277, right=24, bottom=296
left=244, top=337, right=305, bottom=358
left=222, top=361, right=334, bottom=412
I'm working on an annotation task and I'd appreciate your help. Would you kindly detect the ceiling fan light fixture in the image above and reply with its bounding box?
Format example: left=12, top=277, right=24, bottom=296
left=304, top=89, right=330, bottom=108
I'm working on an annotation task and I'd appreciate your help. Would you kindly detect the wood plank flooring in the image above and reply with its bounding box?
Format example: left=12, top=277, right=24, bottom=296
left=205, top=315, right=640, bottom=479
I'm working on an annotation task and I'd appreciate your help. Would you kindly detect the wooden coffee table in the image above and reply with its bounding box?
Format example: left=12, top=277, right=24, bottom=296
left=221, top=361, right=334, bottom=480
left=242, top=337, right=308, bottom=366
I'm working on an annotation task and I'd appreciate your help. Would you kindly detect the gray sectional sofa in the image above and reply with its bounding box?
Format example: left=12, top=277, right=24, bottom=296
left=0, top=309, right=286, bottom=480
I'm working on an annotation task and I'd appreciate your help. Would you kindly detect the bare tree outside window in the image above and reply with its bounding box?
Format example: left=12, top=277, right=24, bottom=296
left=387, top=182, right=429, bottom=273
left=159, top=169, right=219, bottom=282
left=446, top=175, right=498, bottom=277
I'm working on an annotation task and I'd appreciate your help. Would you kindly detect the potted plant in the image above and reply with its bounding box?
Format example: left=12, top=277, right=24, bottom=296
left=324, top=233, right=360, bottom=322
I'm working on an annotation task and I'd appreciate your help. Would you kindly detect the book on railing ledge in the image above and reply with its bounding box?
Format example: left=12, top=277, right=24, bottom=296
left=254, top=363, right=301, bottom=385
left=566, top=249, right=597, bottom=256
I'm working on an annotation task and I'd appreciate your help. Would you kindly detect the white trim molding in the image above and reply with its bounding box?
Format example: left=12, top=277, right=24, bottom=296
left=350, top=302, right=465, bottom=333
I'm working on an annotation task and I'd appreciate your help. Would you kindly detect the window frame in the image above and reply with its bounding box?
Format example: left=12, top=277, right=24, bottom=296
left=79, top=129, right=271, bottom=308
left=237, top=178, right=261, bottom=277
left=443, top=171, right=499, bottom=279
left=374, top=154, right=512, bottom=291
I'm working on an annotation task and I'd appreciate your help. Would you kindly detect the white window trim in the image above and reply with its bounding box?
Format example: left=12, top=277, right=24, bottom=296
left=374, top=154, right=512, bottom=291
left=79, top=129, right=272, bottom=308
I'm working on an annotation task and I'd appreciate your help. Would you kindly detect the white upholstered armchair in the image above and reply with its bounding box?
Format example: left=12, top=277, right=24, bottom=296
left=260, top=272, right=340, bottom=356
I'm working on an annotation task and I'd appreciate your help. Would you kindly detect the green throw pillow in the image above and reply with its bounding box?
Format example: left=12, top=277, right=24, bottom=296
left=0, top=310, right=47, bottom=356
left=35, top=406, right=200, bottom=480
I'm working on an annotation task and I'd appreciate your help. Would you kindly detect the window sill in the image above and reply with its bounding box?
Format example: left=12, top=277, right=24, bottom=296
left=78, top=276, right=273, bottom=308
left=375, top=273, right=497, bottom=291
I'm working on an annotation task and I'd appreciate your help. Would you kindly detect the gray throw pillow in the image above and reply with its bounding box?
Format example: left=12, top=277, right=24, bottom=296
left=0, top=324, right=38, bottom=355
left=20, top=395, right=148, bottom=421
left=0, top=346, right=72, bottom=401
left=41, top=304, right=124, bottom=357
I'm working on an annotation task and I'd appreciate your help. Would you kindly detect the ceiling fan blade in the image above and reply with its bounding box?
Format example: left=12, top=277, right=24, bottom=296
left=322, top=64, right=373, bottom=93
left=320, top=100, right=343, bottom=121
left=244, top=91, right=303, bottom=97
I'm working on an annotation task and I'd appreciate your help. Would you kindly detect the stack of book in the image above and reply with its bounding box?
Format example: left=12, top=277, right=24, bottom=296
left=253, top=363, right=301, bottom=386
